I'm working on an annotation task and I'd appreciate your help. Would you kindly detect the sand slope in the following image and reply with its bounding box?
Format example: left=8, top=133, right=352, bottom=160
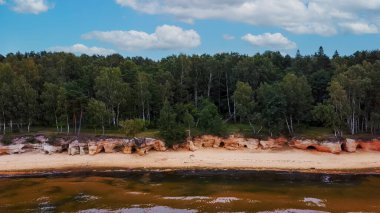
left=0, top=148, right=380, bottom=172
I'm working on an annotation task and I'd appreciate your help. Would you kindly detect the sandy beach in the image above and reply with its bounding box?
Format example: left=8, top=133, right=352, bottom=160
left=0, top=148, right=380, bottom=173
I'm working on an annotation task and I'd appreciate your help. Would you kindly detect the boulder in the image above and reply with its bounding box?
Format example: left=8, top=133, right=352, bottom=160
left=12, top=136, right=31, bottom=144
left=317, top=141, right=342, bottom=154
left=186, top=140, right=198, bottom=151
left=22, top=143, right=43, bottom=153
left=173, top=139, right=198, bottom=151
left=53, top=138, right=70, bottom=152
left=0, top=146, right=7, bottom=155
left=222, top=136, right=239, bottom=150
left=42, top=143, right=62, bottom=154
left=88, top=141, right=103, bottom=155
left=79, top=146, right=86, bottom=155
left=358, top=139, right=380, bottom=151
left=122, top=139, right=135, bottom=154
left=343, top=139, right=359, bottom=152
left=260, top=137, right=287, bottom=149
left=0, top=144, right=25, bottom=154
left=68, top=140, right=86, bottom=155
left=122, top=138, right=167, bottom=155
left=292, top=139, right=342, bottom=154
left=98, top=139, right=124, bottom=153
left=146, top=138, right=166, bottom=151
left=135, top=138, right=167, bottom=156
left=193, top=135, right=222, bottom=148
left=103, top=141, right=118, bottom=153
left=239, top=138, right=260, bottom=150
left=34, top=135, right=49, bottom=143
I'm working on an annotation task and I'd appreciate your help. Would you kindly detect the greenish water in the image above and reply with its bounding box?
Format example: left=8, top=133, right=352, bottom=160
left=0, top=171, right=379, bottom=212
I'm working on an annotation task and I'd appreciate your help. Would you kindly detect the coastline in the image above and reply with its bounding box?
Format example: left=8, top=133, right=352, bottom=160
left=1, top=148, right=380, bottom=175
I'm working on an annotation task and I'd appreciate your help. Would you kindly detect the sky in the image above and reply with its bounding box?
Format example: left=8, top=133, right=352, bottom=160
left=1, top=0, right=380, bottom=59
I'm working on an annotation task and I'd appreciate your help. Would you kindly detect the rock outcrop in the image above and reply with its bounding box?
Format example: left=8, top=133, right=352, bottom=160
left=68, top=140, right=87, bottom=155
left=186, top=135, right=262, bottom=151
left=342, top=139, right=359, bottom=152
left=358, top=139, right=380, bottom=151
left=88, top=141, right=103, bottom=155
left=172, top=139, right=198, bottom=151
left=0, top=144, right=25, bottom=154
left=291, top=139, right=342, bottom=154
left=42, top=143, right=62, bottom=154
left=193, top=135, right=222, bottom=148
left=123, top=138, right=166, bottom=156
left=260, top=137, right=287, bottom=149
left=1, top=133, right=379, bottom=156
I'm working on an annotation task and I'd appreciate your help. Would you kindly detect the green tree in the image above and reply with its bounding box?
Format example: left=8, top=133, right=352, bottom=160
left=95, top=67, right=128, bottom=126
left=41, top=83, right=67, bottom=133
left=198, top=99, right=226, bottom=135
left=232, top=81, right=261, bottom=134
left=256, top=83, right=286, bottom=136
left=158, top=100, right=186, bottom=146
left=336, top=64, right=371, bottom=134
left=182, top=110, right=195, bottom=137
left=119, top=119, right=146, bottom=137
left=12, top=76, right=37, bottom=132
left=280, top=73, right=313, bottom=135
left=86, top=99, right=108, bottom=135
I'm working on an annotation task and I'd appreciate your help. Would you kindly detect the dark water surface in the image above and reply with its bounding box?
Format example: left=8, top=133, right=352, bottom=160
left=0, top=170, right=379, bottom=212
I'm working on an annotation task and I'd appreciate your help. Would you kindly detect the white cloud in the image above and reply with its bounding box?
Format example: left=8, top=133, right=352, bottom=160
left=223, top=34, right=235, bottom=40
left=49, top=44, right=116, bottom=56
left=82, top=25, right=201, bottom=51
left=242, top=33, right=297, bottom=50
left=0, top=0, right=6, bottom=5
left=115, top=0, right=380, bottom=36
left=339, top=22, right=378, bottom=34
left=12, top=0, right=50, bottom=14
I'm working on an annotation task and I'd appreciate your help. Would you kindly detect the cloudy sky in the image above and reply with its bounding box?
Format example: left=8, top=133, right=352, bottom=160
left=1, top=0, right=380, bottom=59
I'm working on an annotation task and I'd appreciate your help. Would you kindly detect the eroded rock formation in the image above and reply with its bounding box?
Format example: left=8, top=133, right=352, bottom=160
left=0, top=144, right=25, bottom=154
left=193, top=135, right=222, bottom=148
left=343, top=139, right=358, bottom=152
left=291, top=139, right=342, bottom=154
left=42, top=143, right=62, bottom=155
left=358, top=139, right=380, bottom=151
left=0, top=133, right=379, bottom=156
left=122, top=138, right=166, bottom=156
left=260, top=137, right=287, bottom=149
left=189, top=135, right=260, bottom=150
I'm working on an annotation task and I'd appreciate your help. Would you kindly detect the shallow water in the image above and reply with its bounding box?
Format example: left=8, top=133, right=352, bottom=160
left=0, top=170, right=379, bottom=212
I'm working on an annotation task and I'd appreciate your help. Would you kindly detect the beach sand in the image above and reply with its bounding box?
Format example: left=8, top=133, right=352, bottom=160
left=0, top=148, right=380, bottom=173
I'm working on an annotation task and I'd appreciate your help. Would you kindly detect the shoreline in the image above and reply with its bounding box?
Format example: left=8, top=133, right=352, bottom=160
left=1, top=148, right=380, bottom=176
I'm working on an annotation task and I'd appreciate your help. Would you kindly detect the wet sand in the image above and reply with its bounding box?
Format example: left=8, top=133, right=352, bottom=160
left=1, top=148, right=380, bottom=173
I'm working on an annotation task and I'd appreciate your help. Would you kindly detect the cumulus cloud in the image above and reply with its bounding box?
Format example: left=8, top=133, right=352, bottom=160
left=223, top=34, right=235, bottom=40
left=242, top=33, right=297, bottom=50
left=82, top=25, right=201, bottom=51
left=49, top=44, right=116, bottom=56
left=12, top=0, right=50, bottom=14
left=115, top=0, right=380, bottom=36
left=339, top=22, right=378, bottom=34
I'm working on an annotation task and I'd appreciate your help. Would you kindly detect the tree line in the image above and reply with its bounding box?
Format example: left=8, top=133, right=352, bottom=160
left=0, top=47, right=379, bottom=144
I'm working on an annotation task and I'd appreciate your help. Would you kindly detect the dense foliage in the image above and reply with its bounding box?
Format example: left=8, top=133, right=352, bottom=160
left=0, top=47, right=379, bottom=138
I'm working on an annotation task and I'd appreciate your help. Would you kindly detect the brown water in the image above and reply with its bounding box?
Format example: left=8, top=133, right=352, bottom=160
left=0, top=170, right=379, bottom=212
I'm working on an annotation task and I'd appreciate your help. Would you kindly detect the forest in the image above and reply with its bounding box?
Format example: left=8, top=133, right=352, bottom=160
left=0, top=47, right=379, bottom=144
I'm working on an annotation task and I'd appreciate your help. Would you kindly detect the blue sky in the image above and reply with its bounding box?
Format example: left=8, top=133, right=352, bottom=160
left=1, top=0, right=380, bottom=59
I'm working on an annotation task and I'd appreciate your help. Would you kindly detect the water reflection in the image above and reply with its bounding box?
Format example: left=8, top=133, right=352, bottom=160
left=0, top=170, right=379, bottom=212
